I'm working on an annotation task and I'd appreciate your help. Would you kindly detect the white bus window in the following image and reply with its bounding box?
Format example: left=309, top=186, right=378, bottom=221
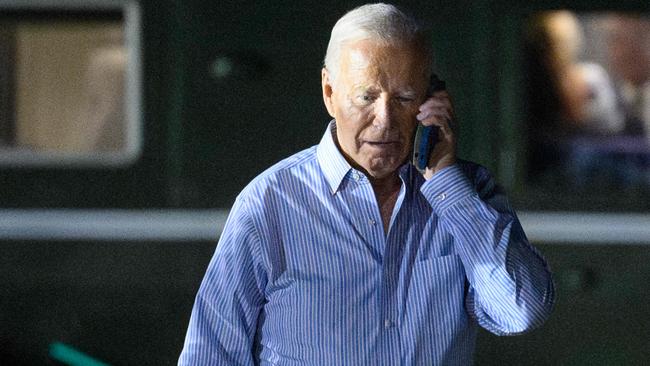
left=0, top=2, right=141, bottom=167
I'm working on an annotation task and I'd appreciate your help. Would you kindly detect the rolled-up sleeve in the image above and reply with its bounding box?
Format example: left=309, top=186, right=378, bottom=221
left=421, top=163, right=555, bottom=335
left=179, top=197, right=267, bottom=365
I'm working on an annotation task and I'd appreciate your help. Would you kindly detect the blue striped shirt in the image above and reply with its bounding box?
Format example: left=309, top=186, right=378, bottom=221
left=179, top=121, right=555, bottom=365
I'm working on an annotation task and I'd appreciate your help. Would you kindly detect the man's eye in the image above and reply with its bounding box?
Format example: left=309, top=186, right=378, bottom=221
left=356, top=95, right=376, bottom=104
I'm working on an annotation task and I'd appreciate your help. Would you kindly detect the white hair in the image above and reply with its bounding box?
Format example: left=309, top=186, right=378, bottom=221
left=324, top=3, right=432, bottom=83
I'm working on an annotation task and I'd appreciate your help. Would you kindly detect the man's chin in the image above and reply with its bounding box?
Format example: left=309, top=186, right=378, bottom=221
left=362, top=160, right=402, bottom=180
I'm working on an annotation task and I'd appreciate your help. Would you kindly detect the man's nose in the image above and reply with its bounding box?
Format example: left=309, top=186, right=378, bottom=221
left=372, top=97, right=395, bottom=130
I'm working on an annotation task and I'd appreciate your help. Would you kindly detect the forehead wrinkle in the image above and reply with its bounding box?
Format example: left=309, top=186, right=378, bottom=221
left=351, top=82, right=379, bottom=93
left=340, top=41, right=429, bottom=96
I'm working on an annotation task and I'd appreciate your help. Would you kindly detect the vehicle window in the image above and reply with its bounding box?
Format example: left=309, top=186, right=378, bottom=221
left=520, top=11, right=650, bottom=211
left=0, top=5, right=141, bottom=167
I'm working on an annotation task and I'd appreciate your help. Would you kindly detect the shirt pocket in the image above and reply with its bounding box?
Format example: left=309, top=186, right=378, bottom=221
left=411, top=254, right=465, bottom=300
left=406, top=254, right=468, bottom=340
left=416, top=253, right=462, bottom=267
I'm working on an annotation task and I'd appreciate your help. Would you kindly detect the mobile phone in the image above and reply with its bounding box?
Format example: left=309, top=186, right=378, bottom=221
left=412, top=74, right=446, bottom=173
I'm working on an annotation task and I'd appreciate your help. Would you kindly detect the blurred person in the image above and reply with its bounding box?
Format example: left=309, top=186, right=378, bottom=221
left=563, top=14, right=650, bottom=187
left=604, top=14, right=650, bottom=138
left=69, top=46, right=126, bottom=152
left=528, top=11, right=591, bottom=125
left=179, top=3, right=555, bottom=365
left=525, top=11, right=585, bottom=181
left=525, top=11, right=625, bottom=182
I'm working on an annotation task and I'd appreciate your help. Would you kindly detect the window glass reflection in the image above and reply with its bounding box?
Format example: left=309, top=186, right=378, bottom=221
left=525, top=12, right=650, bottom=191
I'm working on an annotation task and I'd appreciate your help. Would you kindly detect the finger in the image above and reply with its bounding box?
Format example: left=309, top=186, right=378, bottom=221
left=438, top=118, right=454, bottom=137
left=418, top=101, right=454, bottom=120
left=418, top=115, right=452, bottom=128
left=435, top=117, right=454, bottom=133
left=418, top=98, right=448, bottom=111
left=427, top=91, right=454, bottom=114
left=417, top=108, right=453, bottom=124
left=419, top=103, right=450, bottom=116
left=430, top=99, right=453, bottom=116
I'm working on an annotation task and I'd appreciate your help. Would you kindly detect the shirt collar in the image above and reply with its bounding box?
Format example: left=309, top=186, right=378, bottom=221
left=317, top=120, right=352, bottom=194
left=317, top=120, right=417, bottom=195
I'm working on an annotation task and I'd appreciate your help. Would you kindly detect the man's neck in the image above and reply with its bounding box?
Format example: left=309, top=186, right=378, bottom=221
left=369, top=173, right=402, bottom=234
left=368, top=173, right=401, bottom=197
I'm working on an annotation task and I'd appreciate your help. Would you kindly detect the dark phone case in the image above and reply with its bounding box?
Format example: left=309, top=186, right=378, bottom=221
left=412, top=75, right=446, bottom=173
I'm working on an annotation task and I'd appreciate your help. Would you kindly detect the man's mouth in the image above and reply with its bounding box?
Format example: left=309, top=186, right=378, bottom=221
left=364, top=140, right=398, bottom=145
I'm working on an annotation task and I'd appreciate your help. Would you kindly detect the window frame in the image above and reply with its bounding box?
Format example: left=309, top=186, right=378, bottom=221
left=0, top=0, right=142, bottom=168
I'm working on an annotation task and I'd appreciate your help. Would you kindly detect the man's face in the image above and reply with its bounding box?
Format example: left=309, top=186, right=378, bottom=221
left=322, top=40, right=430, bottom=180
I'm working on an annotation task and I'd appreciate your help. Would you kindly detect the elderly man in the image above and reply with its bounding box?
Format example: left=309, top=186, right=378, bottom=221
left=179, top=3, right=554, bottom=365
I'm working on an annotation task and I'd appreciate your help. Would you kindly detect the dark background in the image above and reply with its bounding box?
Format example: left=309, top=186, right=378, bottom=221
left=1, top=0, right=649, bottom=365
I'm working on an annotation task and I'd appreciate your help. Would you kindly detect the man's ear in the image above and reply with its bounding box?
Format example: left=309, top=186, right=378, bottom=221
left=321, top=68, right=336, bottom=118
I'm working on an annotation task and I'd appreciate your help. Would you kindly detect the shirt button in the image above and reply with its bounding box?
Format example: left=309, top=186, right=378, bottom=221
left=369, top=218, right=377, bottom=226
left=437, top=192, right=447, bottom=200
left=384, top=319, right=394, bottom=329
left=352, top=172, right=360, bottom=181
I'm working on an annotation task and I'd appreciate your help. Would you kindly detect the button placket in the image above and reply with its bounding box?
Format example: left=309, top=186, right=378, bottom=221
left=343, top=176, right=385, bottom=259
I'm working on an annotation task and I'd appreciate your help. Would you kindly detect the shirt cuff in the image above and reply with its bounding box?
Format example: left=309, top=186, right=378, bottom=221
left=420, top=164, right=476, bottom=213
